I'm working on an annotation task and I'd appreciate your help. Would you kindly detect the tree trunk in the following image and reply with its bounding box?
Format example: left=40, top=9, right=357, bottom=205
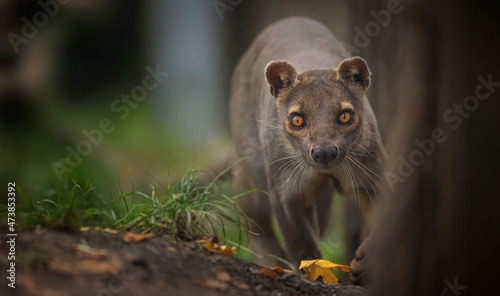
left=347, top=0, right=500, bottom=294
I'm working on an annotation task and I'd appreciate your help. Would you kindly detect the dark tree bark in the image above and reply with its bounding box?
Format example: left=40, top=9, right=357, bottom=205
left=347, top=0, right=500, bottom=294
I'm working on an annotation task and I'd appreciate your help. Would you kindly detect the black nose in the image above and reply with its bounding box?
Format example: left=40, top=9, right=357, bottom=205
left=311, top=145, right=338, bottom=165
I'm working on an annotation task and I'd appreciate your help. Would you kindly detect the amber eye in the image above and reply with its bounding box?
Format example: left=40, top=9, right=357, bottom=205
left=338, top=111, right=353, bottom=125
left=290, top=114, right=306, bottom=129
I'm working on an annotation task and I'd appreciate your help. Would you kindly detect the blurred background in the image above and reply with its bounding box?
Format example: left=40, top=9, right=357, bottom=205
left=0, top=0, right=353, bottom=194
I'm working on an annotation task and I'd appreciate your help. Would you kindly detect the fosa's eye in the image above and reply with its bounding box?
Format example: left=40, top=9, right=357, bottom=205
left=290, top=114, right=306, bottom=129
left=338, top=111, right=353, bottom=125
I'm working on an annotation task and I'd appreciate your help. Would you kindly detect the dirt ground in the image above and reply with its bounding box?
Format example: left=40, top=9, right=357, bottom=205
left=1, top=228, right=365, bottom=296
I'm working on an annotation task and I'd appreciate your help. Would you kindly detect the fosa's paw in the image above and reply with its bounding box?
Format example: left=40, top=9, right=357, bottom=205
left=350, top=244, right=369, bottom=286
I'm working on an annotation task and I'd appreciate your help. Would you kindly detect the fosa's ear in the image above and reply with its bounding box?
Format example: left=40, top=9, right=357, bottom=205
left=265, top=61, right=298, bottom=98
left=337, top=57, right=371, bottom=90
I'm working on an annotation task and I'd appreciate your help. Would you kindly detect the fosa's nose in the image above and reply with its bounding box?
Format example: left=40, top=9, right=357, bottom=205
left=311, top=145, right=338, bottom=166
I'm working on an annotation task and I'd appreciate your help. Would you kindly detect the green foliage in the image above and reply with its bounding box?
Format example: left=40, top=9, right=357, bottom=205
left=10, top=177, right=109, bottom=231
left=5, top=163, right=252, bottom=245
left=113, top=165, right=253, bottom=242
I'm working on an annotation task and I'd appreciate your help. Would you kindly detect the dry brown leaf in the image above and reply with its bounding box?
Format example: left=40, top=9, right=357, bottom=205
left=79, top=227, right=119, bottom=234
left=77, top=259, right=116, bottom=274
left=299, top=259, right=350, bottom=284
left=236, top=283, right=250, bottom=290
left=102, top=228, right=120, bottom=234
left=257, top=267, right=278, bottom=279
left=195, top=278, right=230, bottom=292
left=272, top=266, right=293, bottom=274
left=123, top=232, right=155, bottom=243
left=17, top=272, right=37, bottom=295
left=214, top=269, right=231, bottom=282
left=74, top=244, right=109, bottom=259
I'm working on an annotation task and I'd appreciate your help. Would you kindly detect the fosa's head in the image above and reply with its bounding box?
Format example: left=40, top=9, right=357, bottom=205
left=265, top=57, right=371, bottom=172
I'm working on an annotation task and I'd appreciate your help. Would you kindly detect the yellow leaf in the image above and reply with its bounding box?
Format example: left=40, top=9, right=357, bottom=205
left=299, top=259, right=350, bottom=284
left=220, top=245, right=235, bottom=257
left=198, top=237, right=235, bottom=257
left=198, top=237, right=219, bottom=252
left=201, top=242, right=217, bottom=252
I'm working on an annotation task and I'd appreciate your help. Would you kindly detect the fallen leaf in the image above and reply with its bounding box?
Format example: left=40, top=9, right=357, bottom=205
left=18, top=272, right=37, bottom=295
left=77, top=259, right=116, bottom=274
left=74, top=244, right=109, bottom=259
left=214, top=268, right=231, bottom=282
left=274, top=266, right=293, bottom=274
left=201, top=242, right=217, bottom=252
left=216, top=271, right=231, bottom=282
left=40, top=289, right=70, bottom=296
left=299, top=259, right=350, bottom=284
left=198, top=237, right=219, bottom=252
left=257, top=267, right=278, bottom=279
left=236, top=283, right=250, bottom=290
left=195, top=278, right=230, bottom=292
left=123, top=232, right=155, bottom=243
left=199, top=237, right=219, bottom=253
left=102, top=228, right=120, bottom=234
left=79, top=227, right=119, bottom=234
left=219, top=245, right=234, bottom=257
left=198, top=237, right=235, bottom=257
left=80, top=226, right=99, bottom=232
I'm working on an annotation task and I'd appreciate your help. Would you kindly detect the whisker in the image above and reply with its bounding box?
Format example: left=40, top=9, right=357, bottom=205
left=347, top=149, right=367, bottom=157
left=346, top=157, right=371, bottom=207
left=347, top=155, right=383, bottom=180
left=346, top=155, right=384, bottom=192
left=354, top=142, right=374, bottom=157
left=339, top=162, right=349, bottom=198
left=299, top=164, right=308, bottom=197
left=268, top=155, right=299, bottom=167
left=345, top=156, right=377, bottom=207
left=279, top=159, right=303, bottom=189
left=254, top=119, right=281, bottom=129
left=343, top=159, right=359, bottom=206
left=276, top=158, right=300, bottom=176
left=292, top=161, right=307, bottom=193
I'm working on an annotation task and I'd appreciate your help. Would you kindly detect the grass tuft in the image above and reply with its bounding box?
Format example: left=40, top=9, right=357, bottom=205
left=113, top=164, right=253, bottom=242
left=2, top=162, right=255, bottom=251
left=7, top=177, right=109, bottom=231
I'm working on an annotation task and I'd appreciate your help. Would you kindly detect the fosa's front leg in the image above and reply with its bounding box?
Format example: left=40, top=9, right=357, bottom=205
left=268, top=173, right=334, bottom=268
left=269, top=190, right=321, bottom=268
left=343, top=173, right=383, bottom=285
left=349, top=224, right=374, bottom=286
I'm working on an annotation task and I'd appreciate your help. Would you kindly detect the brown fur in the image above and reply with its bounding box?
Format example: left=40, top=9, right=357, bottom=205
left=229, top=17, right=386, bottom=271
